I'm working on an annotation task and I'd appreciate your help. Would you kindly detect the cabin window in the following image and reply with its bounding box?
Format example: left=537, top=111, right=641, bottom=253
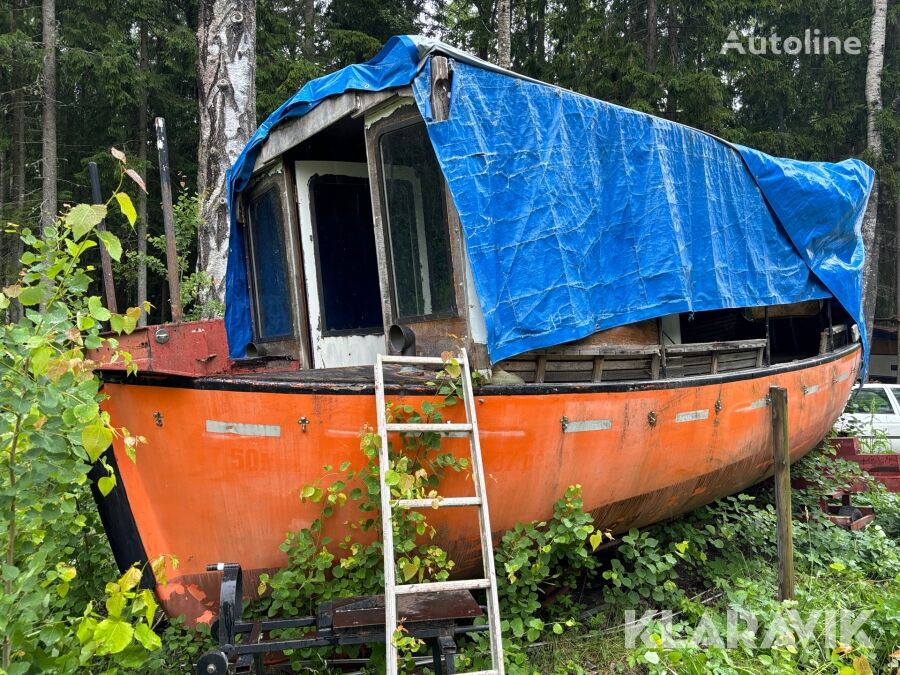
left=308, top=175, right=383, bottom=334
left=380, top=122, right=455, bottom=319
left=247, top=186, right=292, bottom=340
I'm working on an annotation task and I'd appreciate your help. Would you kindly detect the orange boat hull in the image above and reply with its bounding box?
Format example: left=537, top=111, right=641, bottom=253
left=99, top=345, right=859, bottom=623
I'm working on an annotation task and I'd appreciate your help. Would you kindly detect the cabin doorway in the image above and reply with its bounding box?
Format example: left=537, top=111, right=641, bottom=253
left=295, top=161, right=384, bottom=367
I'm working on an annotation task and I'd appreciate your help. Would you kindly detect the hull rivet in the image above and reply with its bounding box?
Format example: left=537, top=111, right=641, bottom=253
left=715, top=399, right=723, bottom=413
left=647, top=411, right=657, bottom=427
left=153, top=412, right=163, bottom=427
left=560, top=415, right=569, bottom=431
left=299, top=416, right=309, bottom=432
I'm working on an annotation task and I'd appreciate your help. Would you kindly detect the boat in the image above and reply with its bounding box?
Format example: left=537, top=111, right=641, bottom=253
left=93, top=36, right=874, bottom=623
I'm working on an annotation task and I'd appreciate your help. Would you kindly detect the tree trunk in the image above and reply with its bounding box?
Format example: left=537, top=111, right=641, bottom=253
left=895, top=194, right=900, bottom=384
left=40, top=0, right=56, bottom=234
left=13, top=97, right=23, bottom=221
left=861, top=0, right=887, bottom=354
left=536, top=0, right=545, bottom=67
left=865, top=0, right=886, bottom=156
left=646, top=0, right=657, bottom=72
left=665, top=1, right=679, bottom=118
left=303, top=0, right=315, bottom=58
left=137, top=20, right=149, bottom=326
left=10, top=1, right=25, bottom=321
left=496, top=0, right=511, bottom=69
left=0, top=142, right=6, bottom=222
left=196, top=0, right=257, bottom=311
left=7, top=3, right=25, bottom=323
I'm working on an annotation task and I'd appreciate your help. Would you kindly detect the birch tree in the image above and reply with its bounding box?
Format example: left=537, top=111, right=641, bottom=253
left=40, top=0, right=56, bottom=235
left=496, top=0, right=511, bottom=69
left=861, top=0, right=887, bottom=350
left=196, top=0, right=257, bottom=312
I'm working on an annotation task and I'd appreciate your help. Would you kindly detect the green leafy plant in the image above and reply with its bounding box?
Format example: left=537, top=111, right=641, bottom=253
left=601, top=527, right=686, bottom=608
left=0, top=148, right=163, bottom=673
left=496, top=485, right=608, bottom=635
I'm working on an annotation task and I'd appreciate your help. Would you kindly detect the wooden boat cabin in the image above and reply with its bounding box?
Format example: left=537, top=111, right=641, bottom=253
left=224, top=50, right=861, bottom=383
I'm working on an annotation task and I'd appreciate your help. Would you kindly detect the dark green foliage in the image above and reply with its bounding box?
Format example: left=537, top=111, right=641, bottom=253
left=0, top=0, right=896, bottom=315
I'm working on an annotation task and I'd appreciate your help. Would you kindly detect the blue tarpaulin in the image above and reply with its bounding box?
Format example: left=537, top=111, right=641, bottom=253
left=225, top=35, right=873, bottom=370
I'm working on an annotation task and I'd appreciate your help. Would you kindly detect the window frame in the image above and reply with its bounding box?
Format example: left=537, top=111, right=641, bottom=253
left=372, top=112, right=459, bottom=324
left=242, top=165, right=309, bottom=362
left=307, top=172, right=384, bottom=338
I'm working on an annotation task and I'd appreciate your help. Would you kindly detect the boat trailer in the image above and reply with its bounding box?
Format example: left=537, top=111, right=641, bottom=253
left=195, top=563, right=488, bottom=674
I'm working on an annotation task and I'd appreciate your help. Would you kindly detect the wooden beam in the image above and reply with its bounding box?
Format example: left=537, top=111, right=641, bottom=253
left=253, top=88, right=407, bottom=171
left=534, top=355, right=547, bottom=383
left=770, top=386, right=795, bottom=601
left=664, top=338, right=767, bottom=355
left=430, top=56, right=451, bottom=121
left=155, top=117, right=182, bottom=323
left=592, top=355, right=604, bottom=382
left=533, top=344, right=662, bottom=357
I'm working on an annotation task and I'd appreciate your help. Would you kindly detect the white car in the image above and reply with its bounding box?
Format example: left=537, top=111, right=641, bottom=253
left=835, top=384, right=900, bottom=453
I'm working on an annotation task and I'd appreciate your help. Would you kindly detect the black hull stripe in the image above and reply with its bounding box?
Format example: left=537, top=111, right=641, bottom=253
left=89, top=449, right=153, bottom=584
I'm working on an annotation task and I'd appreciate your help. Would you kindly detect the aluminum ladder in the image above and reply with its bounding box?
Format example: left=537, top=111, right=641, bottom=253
left=374, top=349, right=505, bottom=675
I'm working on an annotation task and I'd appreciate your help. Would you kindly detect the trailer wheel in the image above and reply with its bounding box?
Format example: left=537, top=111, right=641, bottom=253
left=196, top=650, right=228, bottom=675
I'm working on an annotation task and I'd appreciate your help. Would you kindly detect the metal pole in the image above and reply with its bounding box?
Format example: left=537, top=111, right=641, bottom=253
left=87, top=162, right=118, bottom=314
left=770, top=386, right=795, bottom=601
left=154, top=117, right=182, bottom=323
left=764, top=306, right=771, bottom=366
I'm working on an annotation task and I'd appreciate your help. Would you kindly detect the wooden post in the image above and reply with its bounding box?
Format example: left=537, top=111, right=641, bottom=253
left=154, top=117, right=182, bottom=323
left=430, top=56, right=451, bottom=122
left=87, top=162, right=118, bottom=314
left=770, top=386, right=795, bottom=601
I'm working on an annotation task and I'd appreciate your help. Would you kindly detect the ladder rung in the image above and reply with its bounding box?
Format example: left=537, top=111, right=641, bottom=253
left=385, top=422, right=472, bottom=433
left=380, top=354, right=446, bottom=365
left=393, top=578, right=492, bottom=595
left=396, top=496, right=481, bottom=508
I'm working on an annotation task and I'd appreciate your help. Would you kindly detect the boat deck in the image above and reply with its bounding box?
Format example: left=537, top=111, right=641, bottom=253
left=103, top=343, right=859, bottom=396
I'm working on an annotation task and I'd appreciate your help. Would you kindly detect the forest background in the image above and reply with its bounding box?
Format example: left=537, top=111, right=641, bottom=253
left=0, top=0, right=897, bottom=326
